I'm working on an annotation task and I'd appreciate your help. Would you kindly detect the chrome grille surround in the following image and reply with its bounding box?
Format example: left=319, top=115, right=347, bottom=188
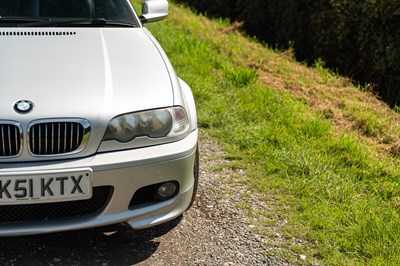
left=0, top=121, right=23, bottom=158
left=27, top=119, right=90, bottom=156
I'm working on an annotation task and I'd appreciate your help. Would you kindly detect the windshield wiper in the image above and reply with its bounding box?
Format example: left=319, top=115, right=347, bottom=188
left=20, top=18, right=135, bottom=27
left=0, top=16, right=50, bottom=26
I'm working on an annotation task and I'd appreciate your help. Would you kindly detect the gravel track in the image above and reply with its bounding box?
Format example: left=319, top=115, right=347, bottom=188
left=0, top=137, right=289, bottom=266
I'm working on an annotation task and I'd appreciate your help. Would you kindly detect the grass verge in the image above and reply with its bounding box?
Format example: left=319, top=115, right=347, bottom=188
left=133, top=1, right=400, bottom=265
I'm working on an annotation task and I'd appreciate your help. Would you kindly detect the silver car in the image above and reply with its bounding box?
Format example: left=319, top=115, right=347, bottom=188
left=0, top=0, right=198, bottom=236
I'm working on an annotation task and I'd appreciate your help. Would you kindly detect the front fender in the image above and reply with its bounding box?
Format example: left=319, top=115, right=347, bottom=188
left=178, top=78, right=197, bottom=132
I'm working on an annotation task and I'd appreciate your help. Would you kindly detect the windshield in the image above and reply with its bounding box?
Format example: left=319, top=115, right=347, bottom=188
left=0, top=0, right=137, bottom=26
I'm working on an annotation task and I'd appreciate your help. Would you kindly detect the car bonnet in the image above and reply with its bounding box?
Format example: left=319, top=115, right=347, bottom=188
left=0, top=28, right=173, bottom=122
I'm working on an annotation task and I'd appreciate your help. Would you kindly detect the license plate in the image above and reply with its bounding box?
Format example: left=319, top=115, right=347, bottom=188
left=0, top=169, right=92, bottom=205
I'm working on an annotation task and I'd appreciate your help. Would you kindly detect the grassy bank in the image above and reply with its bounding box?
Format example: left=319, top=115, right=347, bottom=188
left=132, top=1, right=400, bottom=265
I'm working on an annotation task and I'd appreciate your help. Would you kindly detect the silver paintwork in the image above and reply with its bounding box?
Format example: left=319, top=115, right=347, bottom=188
left=0, top=28, right=175, bottom=162
left=0, top=0, right=198, bottom=236
left=0, top=130, right=198, bottom=236
left=141, top=0, right=169, bottom=23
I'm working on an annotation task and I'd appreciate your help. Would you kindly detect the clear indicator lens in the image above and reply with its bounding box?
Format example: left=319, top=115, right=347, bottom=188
left=169, top=107, right=189, bottom=136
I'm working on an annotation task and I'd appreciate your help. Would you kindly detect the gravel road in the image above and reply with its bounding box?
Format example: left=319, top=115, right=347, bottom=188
left=0, top=137, right=289, bottom=266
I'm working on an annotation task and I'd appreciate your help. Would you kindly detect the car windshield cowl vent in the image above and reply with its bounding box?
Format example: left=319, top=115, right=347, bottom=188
left=0, top=31, right=77, bottom=36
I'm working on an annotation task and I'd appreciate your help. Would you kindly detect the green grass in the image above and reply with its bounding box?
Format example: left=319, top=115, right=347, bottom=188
left=132, top=1, right=400, bottom=265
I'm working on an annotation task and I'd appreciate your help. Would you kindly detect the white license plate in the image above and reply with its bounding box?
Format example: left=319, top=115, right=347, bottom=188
left=0, top=169, right=92, bottom=205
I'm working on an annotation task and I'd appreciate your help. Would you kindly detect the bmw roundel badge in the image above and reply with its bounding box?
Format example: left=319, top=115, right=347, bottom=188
left=14, top=100, right=33, bottom=114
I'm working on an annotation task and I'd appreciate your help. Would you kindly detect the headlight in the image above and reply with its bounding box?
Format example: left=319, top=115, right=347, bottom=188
left=102, top=107, right=189, bottom=143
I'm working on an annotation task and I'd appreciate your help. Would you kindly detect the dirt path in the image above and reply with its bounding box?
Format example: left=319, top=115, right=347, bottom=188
left=0, top=138, right=288, bottom=266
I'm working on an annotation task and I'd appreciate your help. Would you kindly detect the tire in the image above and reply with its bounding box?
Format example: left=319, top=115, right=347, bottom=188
left=187, top=145, right=199, bottom=210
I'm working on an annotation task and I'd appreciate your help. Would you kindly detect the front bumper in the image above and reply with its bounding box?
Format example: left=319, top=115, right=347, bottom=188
left=0, top=129, right=198, bottom=236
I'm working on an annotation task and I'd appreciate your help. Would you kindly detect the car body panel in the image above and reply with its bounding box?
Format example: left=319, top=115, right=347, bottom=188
left=0, top=28, right=176, bottom=162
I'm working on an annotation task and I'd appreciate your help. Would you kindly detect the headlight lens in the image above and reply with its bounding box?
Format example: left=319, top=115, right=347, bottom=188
left=102, top=107, right=189, bottom=143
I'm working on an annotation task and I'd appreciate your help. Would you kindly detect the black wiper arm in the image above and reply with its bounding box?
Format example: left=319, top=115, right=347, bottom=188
left=21, top=18, right=135, bottom=27
left=0, top=16, right=50, bottom=25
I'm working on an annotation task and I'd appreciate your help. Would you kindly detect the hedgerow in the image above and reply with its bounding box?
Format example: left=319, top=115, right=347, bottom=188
left=175, top=0, right=400, bottom=105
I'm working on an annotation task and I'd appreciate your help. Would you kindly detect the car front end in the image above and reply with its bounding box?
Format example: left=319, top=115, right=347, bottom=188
left=0, top=0, right=198, bottom=236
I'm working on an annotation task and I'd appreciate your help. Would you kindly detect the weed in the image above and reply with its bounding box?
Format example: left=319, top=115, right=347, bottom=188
left=223, top=66, right=258, bottom=87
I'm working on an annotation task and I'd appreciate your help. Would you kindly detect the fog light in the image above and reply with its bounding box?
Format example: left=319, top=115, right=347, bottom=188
left=156, top=182, right=178, bottom=200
